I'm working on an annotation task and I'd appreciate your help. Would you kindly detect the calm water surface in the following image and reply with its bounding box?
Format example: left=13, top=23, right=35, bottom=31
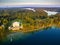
left=2, top=27, right=60, bottom=45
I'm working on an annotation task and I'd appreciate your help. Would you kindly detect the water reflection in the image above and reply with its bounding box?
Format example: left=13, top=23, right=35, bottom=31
left=1, top=27, right=60, bottom=45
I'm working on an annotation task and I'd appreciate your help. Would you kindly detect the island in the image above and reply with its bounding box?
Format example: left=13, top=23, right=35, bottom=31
left=0, top=7, right=60, bottom=41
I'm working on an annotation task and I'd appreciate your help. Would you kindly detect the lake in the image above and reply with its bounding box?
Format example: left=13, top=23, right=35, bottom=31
left=1, top=27, right=60, bottom=45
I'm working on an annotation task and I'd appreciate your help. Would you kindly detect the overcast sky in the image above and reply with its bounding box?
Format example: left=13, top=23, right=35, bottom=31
left=0, top=0, right=60, bottom=6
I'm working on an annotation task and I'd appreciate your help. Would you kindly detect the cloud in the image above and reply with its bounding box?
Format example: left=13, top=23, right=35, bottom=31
left=0, top=0, right=60, bottom=3
left=0, top=0, right=60, bottom=6
left=0, top=2, right=60, bottom=6
left=0, top=3, right=60, bottom=8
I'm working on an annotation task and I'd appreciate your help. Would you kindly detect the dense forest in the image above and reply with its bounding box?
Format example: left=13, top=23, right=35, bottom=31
left=0, top=7, right=60, bottom=41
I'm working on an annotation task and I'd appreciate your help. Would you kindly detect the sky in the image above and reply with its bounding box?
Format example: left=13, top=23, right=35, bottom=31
left=0, top=0, right=60, bottom=7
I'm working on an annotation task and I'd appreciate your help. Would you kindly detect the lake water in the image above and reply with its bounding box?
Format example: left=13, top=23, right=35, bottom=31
left=2, top=27, right=60, bottom=45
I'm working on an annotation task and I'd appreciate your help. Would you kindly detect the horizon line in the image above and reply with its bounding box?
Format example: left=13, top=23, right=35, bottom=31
left=0, top=5, right=60, bottom=8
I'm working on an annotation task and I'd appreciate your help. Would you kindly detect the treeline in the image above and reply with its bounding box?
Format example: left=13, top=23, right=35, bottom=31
left=0, top=8, right=60, bottom=29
